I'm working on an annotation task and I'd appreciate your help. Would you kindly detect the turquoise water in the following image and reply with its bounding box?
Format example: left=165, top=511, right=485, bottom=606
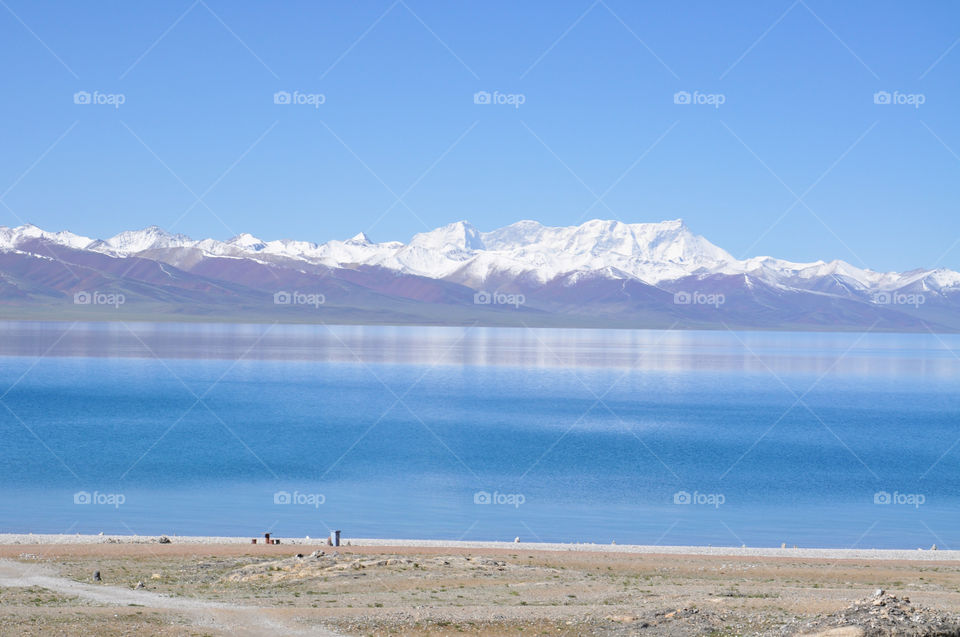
left=0, top=322, right=958, bottom=548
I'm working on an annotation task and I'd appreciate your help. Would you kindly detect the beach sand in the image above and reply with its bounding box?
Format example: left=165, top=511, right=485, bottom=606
left=1, top=535, right=959, bottom=636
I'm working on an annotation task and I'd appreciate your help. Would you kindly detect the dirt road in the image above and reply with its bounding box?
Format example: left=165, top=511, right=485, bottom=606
left=0, top=558, right=342, bottom=636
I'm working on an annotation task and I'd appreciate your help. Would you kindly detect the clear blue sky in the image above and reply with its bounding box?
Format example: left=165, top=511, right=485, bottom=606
left=1, top=0, right=958, bottom=271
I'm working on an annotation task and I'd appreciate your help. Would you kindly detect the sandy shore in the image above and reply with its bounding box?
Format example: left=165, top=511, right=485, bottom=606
left=1, top=533, right=957, bottom=561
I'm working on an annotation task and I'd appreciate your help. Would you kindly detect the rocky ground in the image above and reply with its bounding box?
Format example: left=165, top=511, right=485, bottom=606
left=787, top=590, right=960, bottom=636
left=1, top=543, right=959, bottom=636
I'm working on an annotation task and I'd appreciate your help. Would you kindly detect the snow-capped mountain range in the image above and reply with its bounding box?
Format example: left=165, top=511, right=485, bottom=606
left=2, top=219, right=959, bottom=331
left=4, top=218, right=959, bottom=291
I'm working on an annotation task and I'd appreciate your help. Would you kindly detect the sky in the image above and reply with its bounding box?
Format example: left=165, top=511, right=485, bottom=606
left=0, top=0, right=958, bottom=272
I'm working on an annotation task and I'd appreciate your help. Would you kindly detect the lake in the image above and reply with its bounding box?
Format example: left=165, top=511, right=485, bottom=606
left=0, top=321, right=958, bottom=549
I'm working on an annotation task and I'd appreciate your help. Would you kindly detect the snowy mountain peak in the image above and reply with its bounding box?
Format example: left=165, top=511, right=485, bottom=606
left=481, top=220, right=546, bottom=249
left=466, top=218, right=734, bottom=283
left=227, top=233, right=267, bottom=251
left=346, top=232, right=373, bottom=245
left=0, top=224, right=93, bottom=252
left=409, top=221, right=484, bottom=252
left=97, top=226, right=194, bottom=254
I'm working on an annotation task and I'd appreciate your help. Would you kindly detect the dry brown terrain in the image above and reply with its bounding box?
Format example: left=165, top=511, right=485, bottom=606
left=1, top=543, right=959, bottom=636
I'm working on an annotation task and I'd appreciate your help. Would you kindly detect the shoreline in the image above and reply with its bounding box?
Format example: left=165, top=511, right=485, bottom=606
left=2, top=533, right=957, bottom=561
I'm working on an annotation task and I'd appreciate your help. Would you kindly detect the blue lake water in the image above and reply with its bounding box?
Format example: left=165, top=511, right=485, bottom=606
left=0, top=321, right=958, bottom=549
